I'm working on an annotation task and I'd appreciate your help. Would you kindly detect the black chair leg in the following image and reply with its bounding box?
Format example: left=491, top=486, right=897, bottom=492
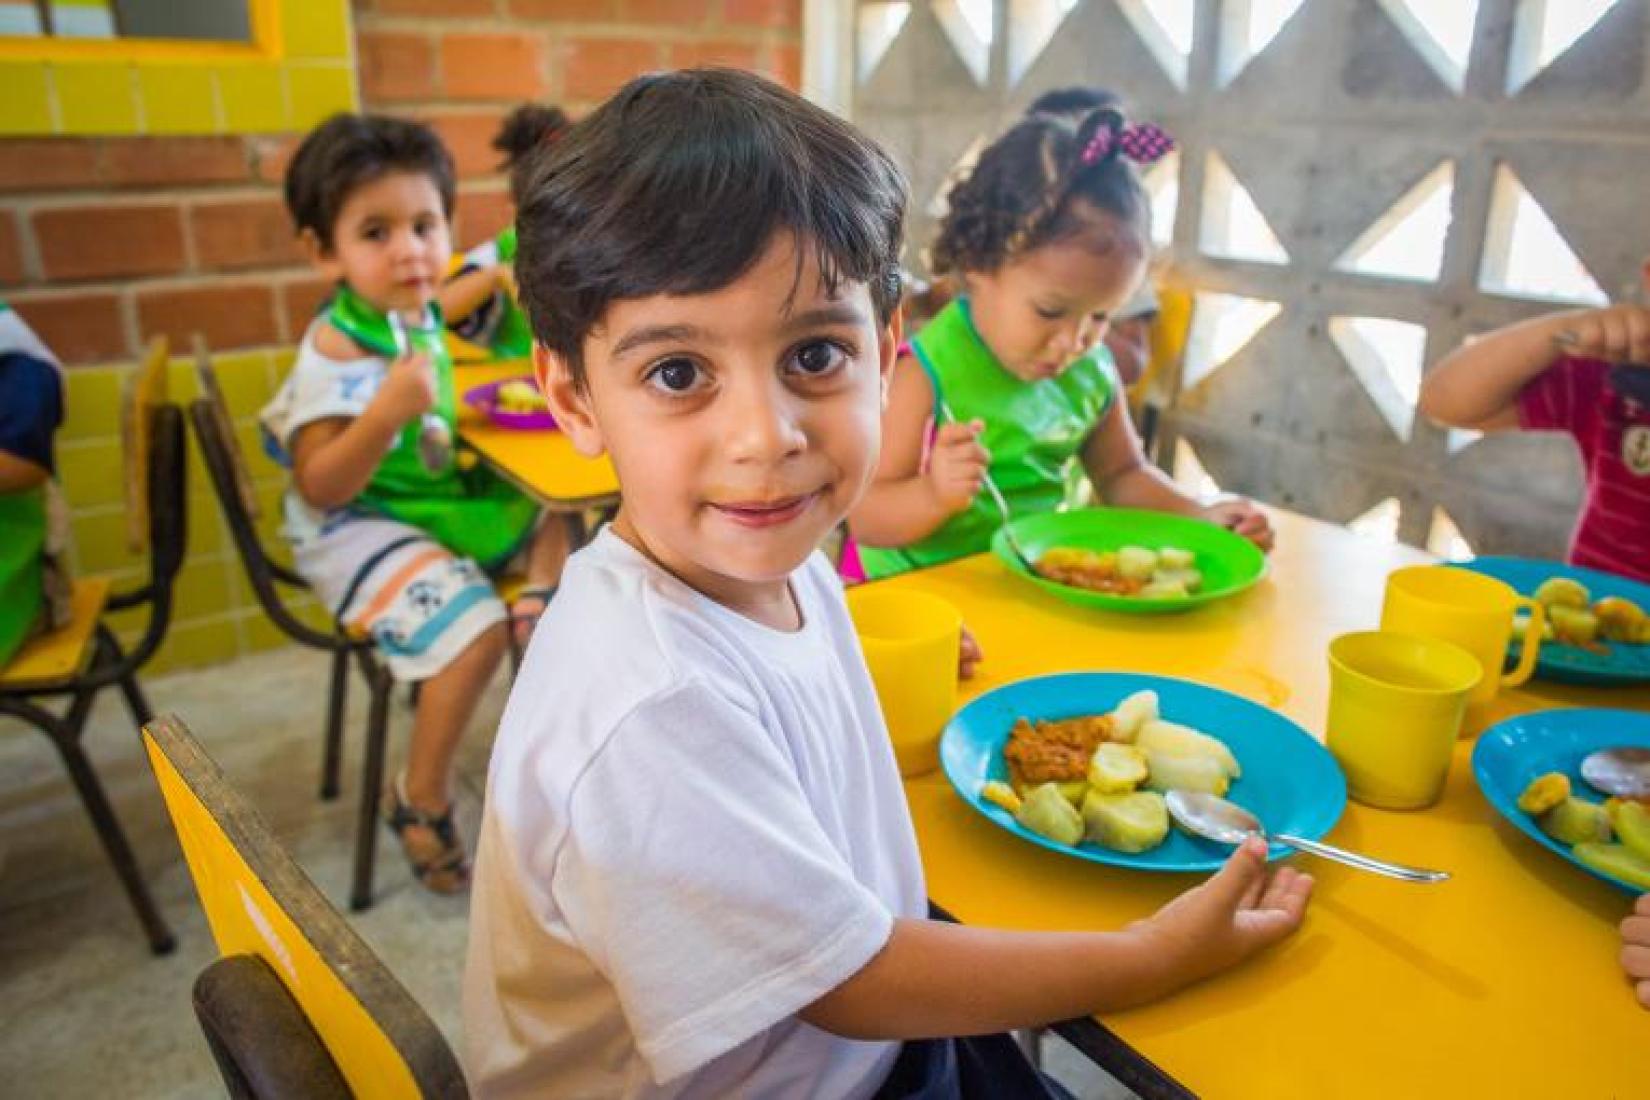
left=321, top=648, right=348, bottom=801
left=98, top=627, right=154, bottom=729
left=350, top=659, right=393, bottom=912
left=5, top=694, right=177, bottom=955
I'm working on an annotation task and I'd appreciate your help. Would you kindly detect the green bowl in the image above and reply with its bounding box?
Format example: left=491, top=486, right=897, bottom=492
left=990, top=508, right=1268, bottom=614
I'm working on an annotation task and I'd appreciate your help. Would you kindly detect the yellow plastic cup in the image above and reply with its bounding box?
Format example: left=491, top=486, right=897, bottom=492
left=1381, top=566, right=1546, bottom=733
left=1326, top=631, right=1482, bottom=810
left=846, top=586, right=961, bottom=777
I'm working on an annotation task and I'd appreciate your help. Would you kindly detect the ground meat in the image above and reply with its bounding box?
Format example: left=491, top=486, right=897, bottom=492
left=1004, top=714, right=1116, bottom=787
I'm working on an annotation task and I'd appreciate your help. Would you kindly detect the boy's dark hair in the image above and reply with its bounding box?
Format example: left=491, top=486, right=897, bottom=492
left=284, top=113, right=456, bottom=249
left=931, top=107, right=1148, bottom=276
left=493, top=103, right=572, bottom=203
left=1026, top=85, right=1123, bottom=117
left=514, top=68, right=908, bottom=388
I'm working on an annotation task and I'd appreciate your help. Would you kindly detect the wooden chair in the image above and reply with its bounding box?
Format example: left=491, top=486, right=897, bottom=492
left=186, top=367, right=395, bottom=913
left=0, top=375, right=187, bottom=954
left=142, top=714, right=467, bottom=1099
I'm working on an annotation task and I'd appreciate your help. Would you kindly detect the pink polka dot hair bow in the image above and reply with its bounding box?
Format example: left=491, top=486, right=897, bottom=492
left=1081, top=123, right=1176, bottom=166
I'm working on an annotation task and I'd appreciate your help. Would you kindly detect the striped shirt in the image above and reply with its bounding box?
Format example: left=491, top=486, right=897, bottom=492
left=1519, top=356, right=1650, bottom=583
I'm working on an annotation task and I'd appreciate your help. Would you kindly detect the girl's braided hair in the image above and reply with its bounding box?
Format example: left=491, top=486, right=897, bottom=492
left=931, top=107, right=1149, bottom=276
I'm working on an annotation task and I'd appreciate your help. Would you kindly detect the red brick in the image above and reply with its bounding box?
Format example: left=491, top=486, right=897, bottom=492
left=103, top=136, right=249, bottom=189
left=669, top=39, right=760, bottom=72
left=507, top=0, right=614, bottom=18
left=370, top=0, right=494, bottom=13
left=723, top=0, right=798, bottom=29
left=250, top=135, right=300, bottom=185
left=138, top=281, right=279, bottom=352
left=359, top=31, right=437, bottom=104
left=440, top=32, right=548, bottom=101
left=0, top=213, right=23, bottom=286
left=277, top=274, right=333, bottom=342
left=34, top=204, right=187, bottom=281
left=191, top=198, right=303, bottom=271
left=619, top=0, right=710, bottom=22
left=455, top=186, right=514, bottom=245
left=0, top=139, right=101, bottom=193
left=559, top=37, right=659, bottom=100
left=427, top=110, right=509, bottom=180
left=8, top=291, right=129, bottom=364
left=774, top=41, right=801, bottom=89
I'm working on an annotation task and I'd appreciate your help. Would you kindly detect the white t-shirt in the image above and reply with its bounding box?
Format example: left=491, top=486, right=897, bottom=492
left=463, top=529, right=927, bottom=1099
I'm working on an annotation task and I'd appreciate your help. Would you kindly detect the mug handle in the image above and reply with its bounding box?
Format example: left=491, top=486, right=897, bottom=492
left=1503, top=596, right=1546, bottom=687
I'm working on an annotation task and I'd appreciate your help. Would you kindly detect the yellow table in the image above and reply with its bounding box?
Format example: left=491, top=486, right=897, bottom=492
left=453, top=362, right=619, bottom=513
left=877, top=510, right=1649, bottom=1099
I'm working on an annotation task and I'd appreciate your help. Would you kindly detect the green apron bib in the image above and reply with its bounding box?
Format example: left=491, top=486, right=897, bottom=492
left=485, top=226, right=535, bottom=360
left=858, top=298, right=1116, bottom=580
left=326, top=286, right=537, bottom=567
left=0, top=487, right=46, bottom=667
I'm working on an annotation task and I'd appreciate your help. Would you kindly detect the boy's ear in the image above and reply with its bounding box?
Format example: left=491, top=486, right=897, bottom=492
left=877, top=307, right=903, bottom=409
left=534, top=343, right=607, bottom=459
left=298, top=227, right=343, bottom=282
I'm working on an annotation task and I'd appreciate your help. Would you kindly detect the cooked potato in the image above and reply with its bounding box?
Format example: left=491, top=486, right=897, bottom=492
left=1538, top=798, right=1612, bottom=845
left=1081, top=790, right=1170, bottom=853
left=1110, top=690, right=1159, bottom=742
left=1613, top=798, right=1650, bottom=862
left=1137, top=720, right=1241, bottom=778
left=1574, top=842, right=1650, bottom=890
left=1516, top=771, right=1570, bottom=815
left=1144, top=750, right=1231, bottom=796
left=1138, top=578, right=1189, bottom=599
left=1549, top=604, right=1600, bottom=645
left=1088, top=742, right=1148, bottom=793
left=1015, top=782, right=1084, bottom=846
left=1117, top=545, right=1159, bottom=581
left=1535, top=576, right=1589, bottom=609
left=1594, top=596, right=1650, bottom=643
left=980, top=780, right=1022, bottom=814
left=1159, top=546, right=1195, bottom=571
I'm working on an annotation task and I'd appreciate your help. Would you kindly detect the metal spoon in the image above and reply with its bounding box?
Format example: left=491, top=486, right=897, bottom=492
left=1581, top=747, right=1650, bottom=799
left=935, top=398, right=1033, bottom=571
left=387, top=310, right=454, bottom=472
left=1165, top=790, right=1450, bottom=884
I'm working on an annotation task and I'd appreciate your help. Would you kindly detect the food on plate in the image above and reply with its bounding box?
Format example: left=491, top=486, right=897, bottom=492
left=1033, top=545, right=1202, bottom=599
left=1538, top=797, right=1612, bottom=846
left=983, top=694, right=1243, bottom=856
left=1612, top=799, right=1650, bottom=862
left=1527, top=576, right=1648, bottom=652
left=1548, top=604, right=1601, bottom=647
left=495, top=378, right=549, bottom=413
left=1015, top=782, right=1084, bottom=846
left=1534, top=577, right=1589, bottom=609
left=1595, top=596, right=1650, bottom=644
left=1573, top=842, right=1650, bottom=890
left=1516, top=772, right=1570, bottom=815
left=1081, top=789, right=1170, bottom=853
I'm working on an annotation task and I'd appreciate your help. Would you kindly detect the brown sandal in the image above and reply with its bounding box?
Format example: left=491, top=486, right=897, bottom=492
left=383, top=775, right=470, bottom=895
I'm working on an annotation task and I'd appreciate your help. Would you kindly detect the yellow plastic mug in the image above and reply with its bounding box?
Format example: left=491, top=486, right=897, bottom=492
left=1326, top=631, right=1482, bottom=810
left=1381, top=565, right=1546, bottom=715
left=846, top=586, right=962, bottom=777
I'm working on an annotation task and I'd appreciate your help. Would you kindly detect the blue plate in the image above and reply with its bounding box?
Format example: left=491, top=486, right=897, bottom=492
left=939, top=672, right=1347, bottom=872
left=1453, top=556, right=1650, bottom=686
left=1472, top=708, right=1650, bottom=893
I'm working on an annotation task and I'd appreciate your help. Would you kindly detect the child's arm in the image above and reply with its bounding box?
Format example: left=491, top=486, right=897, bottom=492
left=1624, top=893, right=1650, bottom=1010
left=439, top=265, right=508, bottom=325
left=802, top=837, right=1311, bottom=1038
left=0, top=451, right=49, bottom=493
left=1081, top=399, right=1274, bottom=550
left=289, top=342, right=437, bottom=511
left=848, top=357, right=989, bottom=548
left=1419, top=306, right=1650, bottom=431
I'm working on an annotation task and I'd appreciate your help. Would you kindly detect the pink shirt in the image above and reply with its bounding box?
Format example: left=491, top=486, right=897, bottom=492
left=1518, top=356, right=1650, bottom=583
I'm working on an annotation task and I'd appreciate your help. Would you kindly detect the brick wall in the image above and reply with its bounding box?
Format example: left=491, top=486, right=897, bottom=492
left=0, top=0, right=802, bottom=675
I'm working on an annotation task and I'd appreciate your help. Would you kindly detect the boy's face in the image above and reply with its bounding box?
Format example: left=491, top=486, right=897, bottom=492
left=964, top=208, right=1145, bottom=384
left=538, top=233, right=898, bottom=611
left=305, top=171, right=451, bottom=316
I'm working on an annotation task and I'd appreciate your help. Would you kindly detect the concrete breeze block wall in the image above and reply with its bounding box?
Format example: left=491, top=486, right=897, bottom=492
left=0, top=0, right=801, bottom=676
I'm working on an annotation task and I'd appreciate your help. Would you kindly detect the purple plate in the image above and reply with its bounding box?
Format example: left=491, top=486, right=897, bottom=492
left=463, top=376, right=558, bottom=431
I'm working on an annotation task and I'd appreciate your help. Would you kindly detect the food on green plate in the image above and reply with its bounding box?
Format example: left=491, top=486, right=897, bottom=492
left=1534, top=577, right=1589, bottom=609
left=1516, top=772, right=1570, bottom=814
left=1573, top=842, right=1650, bottom=890
left=1538, top=798, right=1612, bottom=845
left=1081, top=790, right=1170, bottom=853
left=983, top=694, right=1243, bottom=856
left=1088, top=742, right=1148, bottom=793
left=1033, top=545, right=1201, bottom=599
left=1612, top=799, right=1650, bottom=862
left=495, top=378, right=549, bottom=413
left=1015, top=782, right=1084, bottom=846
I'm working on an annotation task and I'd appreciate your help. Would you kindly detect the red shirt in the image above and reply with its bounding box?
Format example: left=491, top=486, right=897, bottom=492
left=1518, top=356, right=1650, bottom=583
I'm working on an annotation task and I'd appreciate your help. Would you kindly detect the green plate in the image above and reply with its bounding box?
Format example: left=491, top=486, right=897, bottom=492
left=990, top=508, right=1268, bottom=614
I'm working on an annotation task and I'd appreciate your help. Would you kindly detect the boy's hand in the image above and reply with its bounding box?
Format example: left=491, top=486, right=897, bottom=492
left=926, top=418, right=990, bottom=514
left=1622, top=893, right=1650, bottom=1009
left=372, top=351, right=437, bottom=427
left=1557, top=305, right=1650, bottom=364
left=1202, top=497, right=1274, bottom=552
left=1130, top=837, right=1313, bottom=991
left=958, top=625, right=982, bottom=681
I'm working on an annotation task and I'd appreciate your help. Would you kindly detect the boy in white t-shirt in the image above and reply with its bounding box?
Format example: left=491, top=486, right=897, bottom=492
left=463, top=69, right=1314, bottom=1099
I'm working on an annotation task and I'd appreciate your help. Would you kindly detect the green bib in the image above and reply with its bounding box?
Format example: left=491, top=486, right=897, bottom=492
left=858, top=299, right=1116, bottom=579
left=0, top=487, right=46, bottom=667
left=476, top=227, right=534, bottom=360
left=326, top=286, right=537, bottom=567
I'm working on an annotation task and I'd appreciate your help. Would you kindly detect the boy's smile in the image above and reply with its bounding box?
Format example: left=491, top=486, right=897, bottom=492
left=537, top=232, right=898, bottom=627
